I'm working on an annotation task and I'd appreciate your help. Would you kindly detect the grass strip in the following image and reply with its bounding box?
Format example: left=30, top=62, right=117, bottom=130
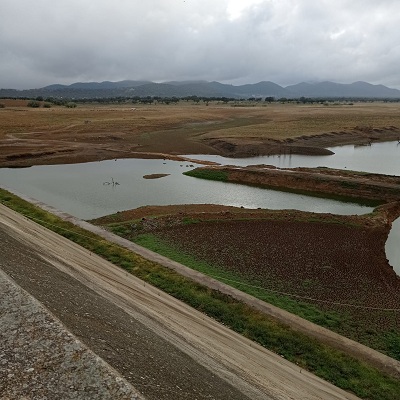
left=0, top=188, right=399, bottom=400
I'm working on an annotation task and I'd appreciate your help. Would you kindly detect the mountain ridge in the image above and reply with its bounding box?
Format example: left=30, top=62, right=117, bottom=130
left=1, top=80, right=400, bottom=99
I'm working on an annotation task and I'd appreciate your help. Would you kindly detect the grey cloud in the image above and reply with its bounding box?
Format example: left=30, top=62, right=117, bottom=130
left=1, top=0, right=400, bottom=89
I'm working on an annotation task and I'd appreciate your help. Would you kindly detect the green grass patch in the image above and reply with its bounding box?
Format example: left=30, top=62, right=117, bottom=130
left=182, top=217, right=201, bottom=225
left=1, top=188, right=400, bottom=400
left=340, top=180, right=360, bottom=189
left=184, top=168, right=228, bottom=181
left=108, top=223, right=132, bottom=237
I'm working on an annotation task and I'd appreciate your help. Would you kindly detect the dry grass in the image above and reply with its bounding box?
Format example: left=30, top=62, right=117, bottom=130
left=198, top=103, right=400, bottom=139
left=1, top=102, right=400, bottom=162
left=1, top=102, right=399, bottom=139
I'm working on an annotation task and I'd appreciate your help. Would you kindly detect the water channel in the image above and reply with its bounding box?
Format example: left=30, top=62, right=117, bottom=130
left=0, top=140, right=398, bottom=274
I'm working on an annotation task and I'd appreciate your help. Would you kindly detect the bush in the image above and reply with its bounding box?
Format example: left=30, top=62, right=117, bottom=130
left=27, top=100, right=40, bottom=108
left=0, top=103, right=5, bottom=108
left=65, top=102, right=77, bottom=108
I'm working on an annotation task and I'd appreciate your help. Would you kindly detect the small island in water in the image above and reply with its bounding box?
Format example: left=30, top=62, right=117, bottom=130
left=143, top=173, right=170, bottom=179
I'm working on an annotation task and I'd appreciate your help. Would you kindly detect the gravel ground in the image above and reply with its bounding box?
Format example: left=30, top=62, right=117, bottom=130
left=0, top=269, right=144, bottom=400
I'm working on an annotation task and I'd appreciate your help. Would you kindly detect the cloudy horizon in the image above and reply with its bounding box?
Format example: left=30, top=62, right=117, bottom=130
left=1, top=0, right=400, bottom=90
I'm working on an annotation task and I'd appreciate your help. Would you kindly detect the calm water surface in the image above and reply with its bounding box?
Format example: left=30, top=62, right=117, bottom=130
left=0, top=158, right=371, bottom=219
left=0, top=141, right=398, bottom=274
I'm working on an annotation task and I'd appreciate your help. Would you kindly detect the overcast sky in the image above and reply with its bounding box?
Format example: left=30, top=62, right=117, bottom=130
left=1, top=0, right=400, bottom=89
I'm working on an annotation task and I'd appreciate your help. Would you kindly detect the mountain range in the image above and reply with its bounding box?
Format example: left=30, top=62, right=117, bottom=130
left=1, top=80, right=400, bottom=99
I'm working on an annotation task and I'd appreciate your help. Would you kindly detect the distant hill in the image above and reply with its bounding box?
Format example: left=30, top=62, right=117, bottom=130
left=43, top=80, right=152, bottom=90
left=285, top=81, right=400, bottom=98
left=1, top=80, right=400, bottom=99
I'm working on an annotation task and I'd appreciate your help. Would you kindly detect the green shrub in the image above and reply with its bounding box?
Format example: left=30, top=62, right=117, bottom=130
left=27, top=100, right=40, bottom=108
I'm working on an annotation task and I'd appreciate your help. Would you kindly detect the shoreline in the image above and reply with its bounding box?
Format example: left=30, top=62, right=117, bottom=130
left=1, top=132, right=399, bottom=168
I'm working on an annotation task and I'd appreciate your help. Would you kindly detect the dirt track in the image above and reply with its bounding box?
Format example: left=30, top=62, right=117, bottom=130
left=0, top=204, right=361, bottom=400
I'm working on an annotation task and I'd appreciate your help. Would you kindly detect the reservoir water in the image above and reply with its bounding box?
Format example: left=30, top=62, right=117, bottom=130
left=0, top=158, right=371, bottom=219
left=0, top=140, right=398, bottom=274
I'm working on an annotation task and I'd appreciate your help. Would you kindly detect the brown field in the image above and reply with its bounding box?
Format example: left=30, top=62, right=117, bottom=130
left=1, top=101, right=400, bottom=166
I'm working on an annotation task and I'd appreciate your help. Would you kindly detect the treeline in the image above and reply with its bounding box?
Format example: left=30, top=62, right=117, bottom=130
left=68, top=95, right=400, bottom=104
left=2, top=95, right=400, bottom=107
